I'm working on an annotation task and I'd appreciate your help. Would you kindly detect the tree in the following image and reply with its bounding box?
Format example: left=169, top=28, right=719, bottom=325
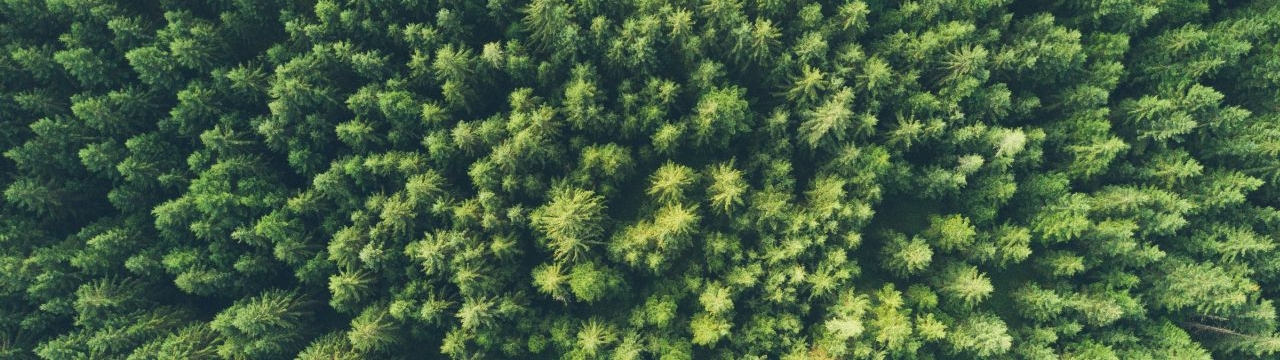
left=1012, top=283, right=1066, bottom=322
left=347, top=305, right=399, bottom=353
left=690, top=312, right=731, bottom=346
left=128, top=323, right=222, bottom=360
left=523, top=0, right=578, bottom=53
left=924, top=214, right=976, bottom=252
left=1149, top=259, right=1257, bottom=315
left=687, top=87, right=751, bottom=150
left=699, top=282, right=734, bottom=314
left=798, top=87, right=857, bottom=149
left=610, top=203, right=700, bottom=271
left=53, top=46, right=121, bottom=88
left=784, top=65, right=825, bottom=105
left=296, top=332, right=361, bottom=360
left=574, top=319, right=615, bottom=356
left=936, top=263, right=994, bottom=307
left=738, top=18, right=781, bottom=63
left=882, top=232, right=933, bottom=276
left=328, top=269, right=374, bottom=313
left=531, top=186, right=607, bottom=262
left=210, top=290, right=314, bottom=359
left=567, top=261, right=623, bottom=303
left=948, top=313, right=1012, bottom=357
left=705, top=161, right=746, bottom=214
left=647, top=162, right=697, bottom=205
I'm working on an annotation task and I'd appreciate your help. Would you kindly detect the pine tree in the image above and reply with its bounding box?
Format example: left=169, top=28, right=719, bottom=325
left=210, top=290, right=314, bottom=359
left=531, top=186, right=607, bottom=262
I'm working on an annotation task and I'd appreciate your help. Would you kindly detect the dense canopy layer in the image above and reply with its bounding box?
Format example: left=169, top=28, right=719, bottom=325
left=3, top=0, right=1280, bottom=359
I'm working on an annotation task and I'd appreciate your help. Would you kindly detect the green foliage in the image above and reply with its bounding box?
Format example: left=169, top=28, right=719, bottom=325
left=948, top=313, right=1013, bottom=357
left=210, top=290, right=313, bottom=359
left=705, top=161, right=746, bottom=214
left=346, top=305, right=399, bottom=353
left=925, top=214, right=976, bottom=252
left=882, top=232, right=933, bottom=276
left=936, top=263, right=995, bottom=307
left=531, top=186, right=607, bottom=262
left=3, top=1, right=1280, bottom=359
left=566, top=261, right=623, bottom=303
left=689, top=312, right=731, bottom=346
left=646, top=162, right=696, bottom=205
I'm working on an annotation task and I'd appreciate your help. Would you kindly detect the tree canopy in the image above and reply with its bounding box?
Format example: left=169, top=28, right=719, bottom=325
left=3, top=0, right=1280, bottom=358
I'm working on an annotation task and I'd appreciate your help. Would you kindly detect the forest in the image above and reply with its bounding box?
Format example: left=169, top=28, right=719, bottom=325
left=2, top=0, right=1280, bottom=358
